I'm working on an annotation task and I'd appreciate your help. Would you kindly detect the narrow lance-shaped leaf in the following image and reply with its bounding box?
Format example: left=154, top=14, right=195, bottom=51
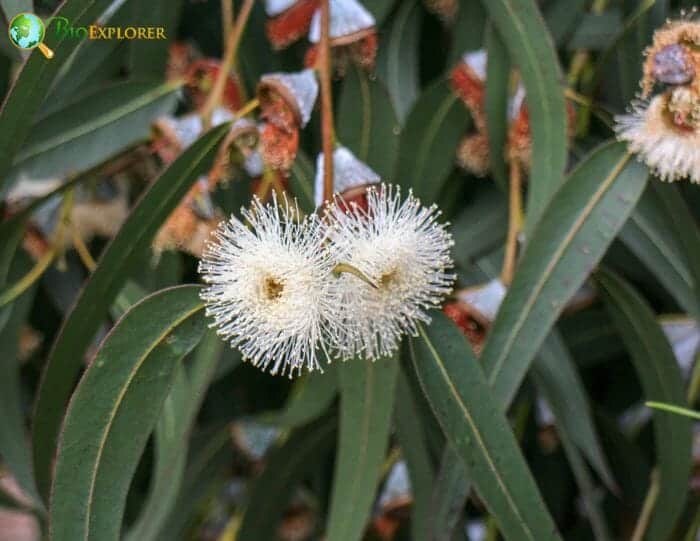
left=396, top=81, right=469, bottom=203
left=9, top=81, right=180, bottom=183
left=412, top=312, right=561, bottom=541
left=485, top=25, right=510, bottom=191
left=597, top=269, right=693, bottom=541
left=32, top=123, right=230, bottom=501
left=0, top=256, right=40, bottom=506
left=532, top=331, right=615, bottom=490
left=619, top=186, right=699, bottom=319
left=480, top=142, right=648, bottom=407
left=376, top=0, right=421, bottom=123
left=50, top=286, right=207, bottom=541
left=394, top=367, right=433, bottom=541
left=478, top=0, right=568, bottom=234
left=325, top=355, right=399, bottom=541
left=337, top=65, right=400, bottom=182
left=0, top=0, right=117, bottom=194
left=125, top=330, right=227, bottom=541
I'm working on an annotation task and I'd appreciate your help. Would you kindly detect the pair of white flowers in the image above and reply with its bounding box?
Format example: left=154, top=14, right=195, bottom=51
left=198, top=185, right=455, bottom=376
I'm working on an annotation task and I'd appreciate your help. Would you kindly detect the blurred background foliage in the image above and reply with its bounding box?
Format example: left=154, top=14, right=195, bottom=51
left=1, top=0, right=700, bottom=540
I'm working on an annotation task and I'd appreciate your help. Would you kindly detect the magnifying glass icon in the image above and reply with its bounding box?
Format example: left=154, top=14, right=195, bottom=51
left=8, top=12, right=54, bottom=59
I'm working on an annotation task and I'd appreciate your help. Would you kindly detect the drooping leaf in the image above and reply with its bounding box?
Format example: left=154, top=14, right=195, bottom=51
left=597, top=269, right=693, bottom=541
left=0, top=0, right=117, bottom=194
left=289, top=148, right=315, bottom=213
left=485, top=26, right=510, bottom=190
left=1, top=0, right=31, bottom=20
left=396, top=80, right=469, bottom=203
left=619, top=186, right=699, bottom=319
left=50, top=286, right=207, bottom=541
left=10, top=81, right=179, bottom=183
left=411, top=312, right=561, bottom=540
left=125, top=330, right=227, bottom=541
left=337, top=65, right=400, bottom=182
left=394, top=367, right=433, bottom=541
left=376, top=0, right=420, bottom=122
left=478, top=0, right=568, bottom=234
left=429, top=447, right=470, bottom=541
left=128, top=0, right=183, bottom=80
left=237, top=415, right=337, bottom=540
left=365, top=0, right=396, bottom=25
left=32, top=123, right=230, bottom=501
left=0, top=254, right=40, bottom=505
left=325, top=355, right=399, bottom=541
left=532, top=331, right=615, bottom=490
left=257, top=364, right=338, bottom=429
left=480, top=142, right=648, bottom=407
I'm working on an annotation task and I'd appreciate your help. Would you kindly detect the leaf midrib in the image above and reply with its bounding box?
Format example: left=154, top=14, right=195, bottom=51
left=83, top=303, right=204, bottom=540
left=15, top=82, right=178, bottom=162
left=418, top=326, right=536, bottom=541
left=486, top=152, right=632, bottom=383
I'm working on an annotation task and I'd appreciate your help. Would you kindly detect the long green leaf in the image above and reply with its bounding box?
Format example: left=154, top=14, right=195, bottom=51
left=257, top=364, right=338, bottom=429
left=485, top=26, right=510, bottom=190
left=237, top=415, right=337, bottom=540
left=396, top=80, right=469, bottom=203
left=479, top=0, right=568, bottom=233
left=394, top=367, right=433, bottom=541
left=125, top=330, right=226, bottom=541
left=10, top=81, right=179, bottom=183
left=32, top=123, right=230, bottom=502
left=430, top=447, right=470, bottom=541
left=127, top=0, right=182, bottom=80
left=0, top=0, right=116, bottom=194
left=337, top=65, right=400, bottom=182
left=376, top=0, right=420, bottom=122
left=0, top=255, right=39, bottom=506
left=412, top=312, right=561, bottom=540
left=532, top=331, right=615, bottom=490
left=619, top=186, right=699, bottom=319
left=325, top=356, right=399, bottom=541
left=597, top=269, right=693, bottom=541
left=480, top=142, right=648, bottom=406
left=50, top=285, right=207, bottom=541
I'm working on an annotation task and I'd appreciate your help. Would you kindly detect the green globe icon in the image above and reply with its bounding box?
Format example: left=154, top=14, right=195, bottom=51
left=8, top=13, right=53, bottom=58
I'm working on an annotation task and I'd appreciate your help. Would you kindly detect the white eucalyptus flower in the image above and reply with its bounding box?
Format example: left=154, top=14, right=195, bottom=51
left=198, top=194, right=339, bottom=376
left=615, top=93, right=700, bottom=183
left=324, top=184, right=455, bottom=360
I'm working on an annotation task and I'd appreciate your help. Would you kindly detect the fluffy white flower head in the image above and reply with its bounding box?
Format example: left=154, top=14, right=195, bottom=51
left=199, top=194, right=339, bottom=376
left=615, top=92, right=700, bottom=183
left=324, top=184, right=455, bottom=360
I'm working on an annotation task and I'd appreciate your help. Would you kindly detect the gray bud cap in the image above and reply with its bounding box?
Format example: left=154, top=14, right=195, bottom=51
left=157, top=107, right=234, bottom=149
left=265, top=0, right=298, bottom=16
left=653, top=44, right=695, bottom=85
left=259, top=69, right=319, bottom=127
left=314, top=146, right=380, bottom=207
left=461, top=49, right=487, bottom=81
left=244, top=151, right=265, bottom=178
left=308, top=0, right=375, bottom=44
left=457, top=278, right=506, bottom=322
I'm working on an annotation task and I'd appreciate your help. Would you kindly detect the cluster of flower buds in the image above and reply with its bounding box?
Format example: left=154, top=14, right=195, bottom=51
left=304, top=0, right=377, bottom=73
left=451, top=50, right=576, bottom=176
left=257, top=69, right=318, bottom=170
left=198, top=179, right=455, bottom=376
left=616, top=15, right=700, bottom=183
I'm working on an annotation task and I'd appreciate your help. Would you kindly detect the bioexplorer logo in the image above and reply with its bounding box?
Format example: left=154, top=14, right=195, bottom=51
left=8, top=12, right=167, bottom=60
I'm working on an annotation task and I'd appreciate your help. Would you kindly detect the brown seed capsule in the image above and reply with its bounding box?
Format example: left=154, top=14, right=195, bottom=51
left=260, top=122, right=300, bottom=171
